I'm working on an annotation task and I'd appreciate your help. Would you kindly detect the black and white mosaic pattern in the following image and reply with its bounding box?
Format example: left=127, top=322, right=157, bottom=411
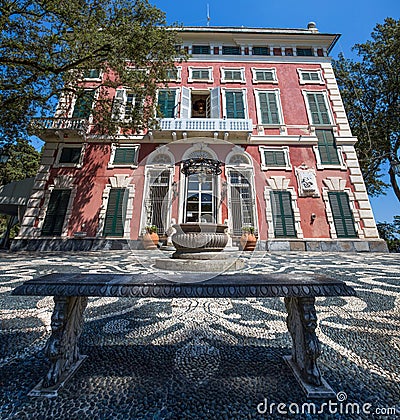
left=1, top=250, right=399, bottom=419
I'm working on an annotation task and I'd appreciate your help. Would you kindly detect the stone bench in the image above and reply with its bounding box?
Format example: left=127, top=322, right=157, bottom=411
left=12, top=272, right=356, bottom=398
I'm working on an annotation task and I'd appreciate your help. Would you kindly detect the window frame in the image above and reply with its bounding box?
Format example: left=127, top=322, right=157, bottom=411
left=54, top=143, right=86, bottom=168
left=222, top=46, right=241, bottom=55
left=296, top=47, right=314, bottom=56
left=221, top=67, right=246, bottom=83
left=254, top=89, right=284, bottom=126
left=192, top=45, right=211, bottom=55
left=108, top=144, right=140, bottom=168
left=188, top=67, right=214, bottom=83
left=252, top=46, right=270, bottom=56
left=251, top=68, right=278, bottom=84
left=156, top=88, right=180, bottom=118
left=270, top=190, right=297, bottom=238
left=70, top=89, right=97, bottom=120
left=328, top=191, right=358, bottom=238
left=313, top=129, right=346, bottom=170
left=259, top=146, right=291, bottom=171
left=222, top=88, right=248, bottom=119
left=302, top=90, right=334, bottom=126
left=165, top=66, right=182, bottom=82
left=298, top=69, right=324, bottom=85
left=82, top=69, right=102, bottom=80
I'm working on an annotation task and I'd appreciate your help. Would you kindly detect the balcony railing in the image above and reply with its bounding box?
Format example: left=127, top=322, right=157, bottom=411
left=159, top=118, right=253, bottom=132
left=29, top=118, right=89, bottom=136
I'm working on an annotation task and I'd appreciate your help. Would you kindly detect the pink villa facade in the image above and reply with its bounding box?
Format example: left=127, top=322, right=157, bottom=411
left=12, top=24, right=387, bottom=252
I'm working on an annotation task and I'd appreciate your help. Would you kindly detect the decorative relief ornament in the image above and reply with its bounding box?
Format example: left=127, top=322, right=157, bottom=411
left=295, top=165, right=319, bottom=197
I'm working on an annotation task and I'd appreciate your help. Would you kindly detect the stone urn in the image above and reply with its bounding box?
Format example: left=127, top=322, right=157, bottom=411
left=172, top=223, right=228, bottom=259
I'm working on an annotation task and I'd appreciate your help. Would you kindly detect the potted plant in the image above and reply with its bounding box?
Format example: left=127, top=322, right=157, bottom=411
left=142, top=225, right=159, bottom=249
left=240, top=226, right=257, bottom=251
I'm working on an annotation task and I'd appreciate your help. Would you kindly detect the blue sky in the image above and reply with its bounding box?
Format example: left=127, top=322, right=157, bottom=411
left=154, top=0, right=400, bottom=223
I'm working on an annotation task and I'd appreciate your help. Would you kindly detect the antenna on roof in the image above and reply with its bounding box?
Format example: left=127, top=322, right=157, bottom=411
left=207, top=4, right=210, bottom=27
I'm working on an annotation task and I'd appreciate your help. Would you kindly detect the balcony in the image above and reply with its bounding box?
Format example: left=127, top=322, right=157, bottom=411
left=158, top=118, right=253, bottom=139
left=29, top=118, right=89, bottom=140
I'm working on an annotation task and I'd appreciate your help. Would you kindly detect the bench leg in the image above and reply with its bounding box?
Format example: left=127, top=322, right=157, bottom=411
left=41, top=296, right=88, bottom=390
left=284, top=297, right=322, bottom=387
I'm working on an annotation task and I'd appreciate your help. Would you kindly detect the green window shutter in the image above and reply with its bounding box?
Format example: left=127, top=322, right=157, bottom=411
left=328, top=192, right=357, bottom=238
left=258, top=92, right=280, bottom=124
left=222, top=46, right=241, bottom=55
left=72, top=90, right=95, bottom=118
left=297, top=48, right=313, bottom=56
left=316, top=130, right=340, bottom=164
left=255, top=71, right=274, bottom=81
left=307, top=93, right=331, bottom=125
left=157, top=90, right=176, bottom=118
left=192, top=45, right=210, bottom=54
left=41, top=189, right=71, bottom=236
left=192, top=69, right=209, bottom=80
left=59, top=147, right=82, bottom=164
left=104, top=188, right=126, bottom=237
left=225, top=91, right=245, bottom=119
left=264, top=150, right=286, bottom=166
left=113, top=147, right=137, bottom=165
left=271, top=191, right=296, bottom=237
left=253, top=47, right=269, bottom=55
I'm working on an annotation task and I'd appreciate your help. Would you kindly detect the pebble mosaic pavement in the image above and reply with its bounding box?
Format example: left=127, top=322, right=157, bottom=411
left=0, top=250, right=399, bottom=420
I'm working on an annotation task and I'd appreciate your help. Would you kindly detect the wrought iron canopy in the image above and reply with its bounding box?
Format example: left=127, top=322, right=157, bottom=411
left=181, top=157, right=222, bottom=177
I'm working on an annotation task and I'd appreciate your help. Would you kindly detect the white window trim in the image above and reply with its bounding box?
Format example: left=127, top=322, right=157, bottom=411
left=82, top=69, right=102, bottom=81
left=313, top=128, right=347, bottom=170
left=188, top=66, right=214, bottom=83
left=254, top=88, right=284, bottom=126
left=54, top=143, right=86, bottom=168
left=302, top=90, right=334, bottom=126
left=220, top=67, right=246, bottom=83
left=297, top=68, right=324, bottom=85
left=68, top=88, right=99, bottom=124
left=251, top=67, right=278, bottom=84
left=259, top=146, right=291, bottom=171
left=108, top=143, right=140, bottom=169
left=221, top=88, right=249, bottom=119
left=165, top=66, right=182, bottom=82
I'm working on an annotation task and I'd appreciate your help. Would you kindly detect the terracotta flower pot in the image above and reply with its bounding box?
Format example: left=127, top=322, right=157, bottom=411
left=240, top=233, right=257, bottom=251
left=143, top=232, right=158, bottom=249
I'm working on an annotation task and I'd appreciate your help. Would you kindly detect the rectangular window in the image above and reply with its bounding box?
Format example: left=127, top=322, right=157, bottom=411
left=222, top=46, right=241, bottom=55
left=189, top=68, right=213, bottom=82
left=254, top=69, right=276, bottom=82
left=104, top=188, right=126, bottom=237
left=192, top=45, right=210, bottom=54
left=264, top=150, right=286, bottom=167
left=72, top=90, right=95, bottom=118
left=270, top=191, right=296, bottom=237
left=59, top=147, right=82, bottom=164
left=222, top=68, right=245, bottom=82
left=83, top=69, right=100, bottom=79
left=225, top=91, right=245, bottom=119
left=328, top=192, right=357, bottom=238
left=253, top=47, right=270, bottom=55
left=113, top=146, right=138, bottom=165
left=306, top=92, right=331, bottom=125
left=316, top=129, right=340, bottom=164
left=41, top=189, right=71, bottom=236
left=297, top=48, right=313, bottom=56
left=166, top=69, right=178, bottom=80
left=157, top=90, right=176, bottom=118
left=257, top=91, right=281, bottom=124
left=299, top=69, right=323, bottom=84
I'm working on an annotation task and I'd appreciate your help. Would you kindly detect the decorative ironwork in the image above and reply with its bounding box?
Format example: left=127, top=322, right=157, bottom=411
left=181, top=158, right=222, bottom=177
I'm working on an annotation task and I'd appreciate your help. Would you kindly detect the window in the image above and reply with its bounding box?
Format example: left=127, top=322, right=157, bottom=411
left=185, top=173, right=216, bottom=223
left=252, top=68, right=277, bottom=83
left=221, top=68, right=245, bottom=83
left=255, top=90, right=282, bottom=125
left=103, top=188, right=127, bottom=237
left=305, top=92, right=332, bottom=125
left=188, top=67, right=213, bottom=83
left=328, top=192, right=357, bottom=238
left=298, top=69, right=323, bottom=84
left=83, top=69, right=100, bottom=79
left=222, top=46, right=241, bottom=55
left=260, top=147, right=291, bottom=170
left=252, top=46, right=270, bottom=56
left=157, top=89, right=177, bottom=118
left=316, top=130, right=340, bottom=165
left=110, top=145, right=139, bottom=167
left=297, top=48, right=313, bottom=56
left=192, top=45, right=210, bottom=54
left=59, top=147, right=82, bottom=164
left=72, top=90, right=95, bottom=118
left=224, top=91, right=246, bottom=119
left=112, top=89, right=142, bottom=121
left=41, top=189, right=71, bottom=236
left=270, top=191, right=296, bottom=237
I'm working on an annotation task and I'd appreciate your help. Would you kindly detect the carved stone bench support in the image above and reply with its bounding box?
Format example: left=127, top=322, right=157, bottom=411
left=29, top=296, right=88, bottom=397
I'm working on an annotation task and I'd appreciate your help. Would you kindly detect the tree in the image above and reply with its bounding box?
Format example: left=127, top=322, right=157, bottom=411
left=376, top=216, right=400, bottom=252
left=333, top=18, right=400, bottom=201
left=0, top=0, right=180, bottom=144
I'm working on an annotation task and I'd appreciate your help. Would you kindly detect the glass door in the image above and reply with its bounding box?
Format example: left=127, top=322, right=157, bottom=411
left=185, top=173, right=216, bottom=223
